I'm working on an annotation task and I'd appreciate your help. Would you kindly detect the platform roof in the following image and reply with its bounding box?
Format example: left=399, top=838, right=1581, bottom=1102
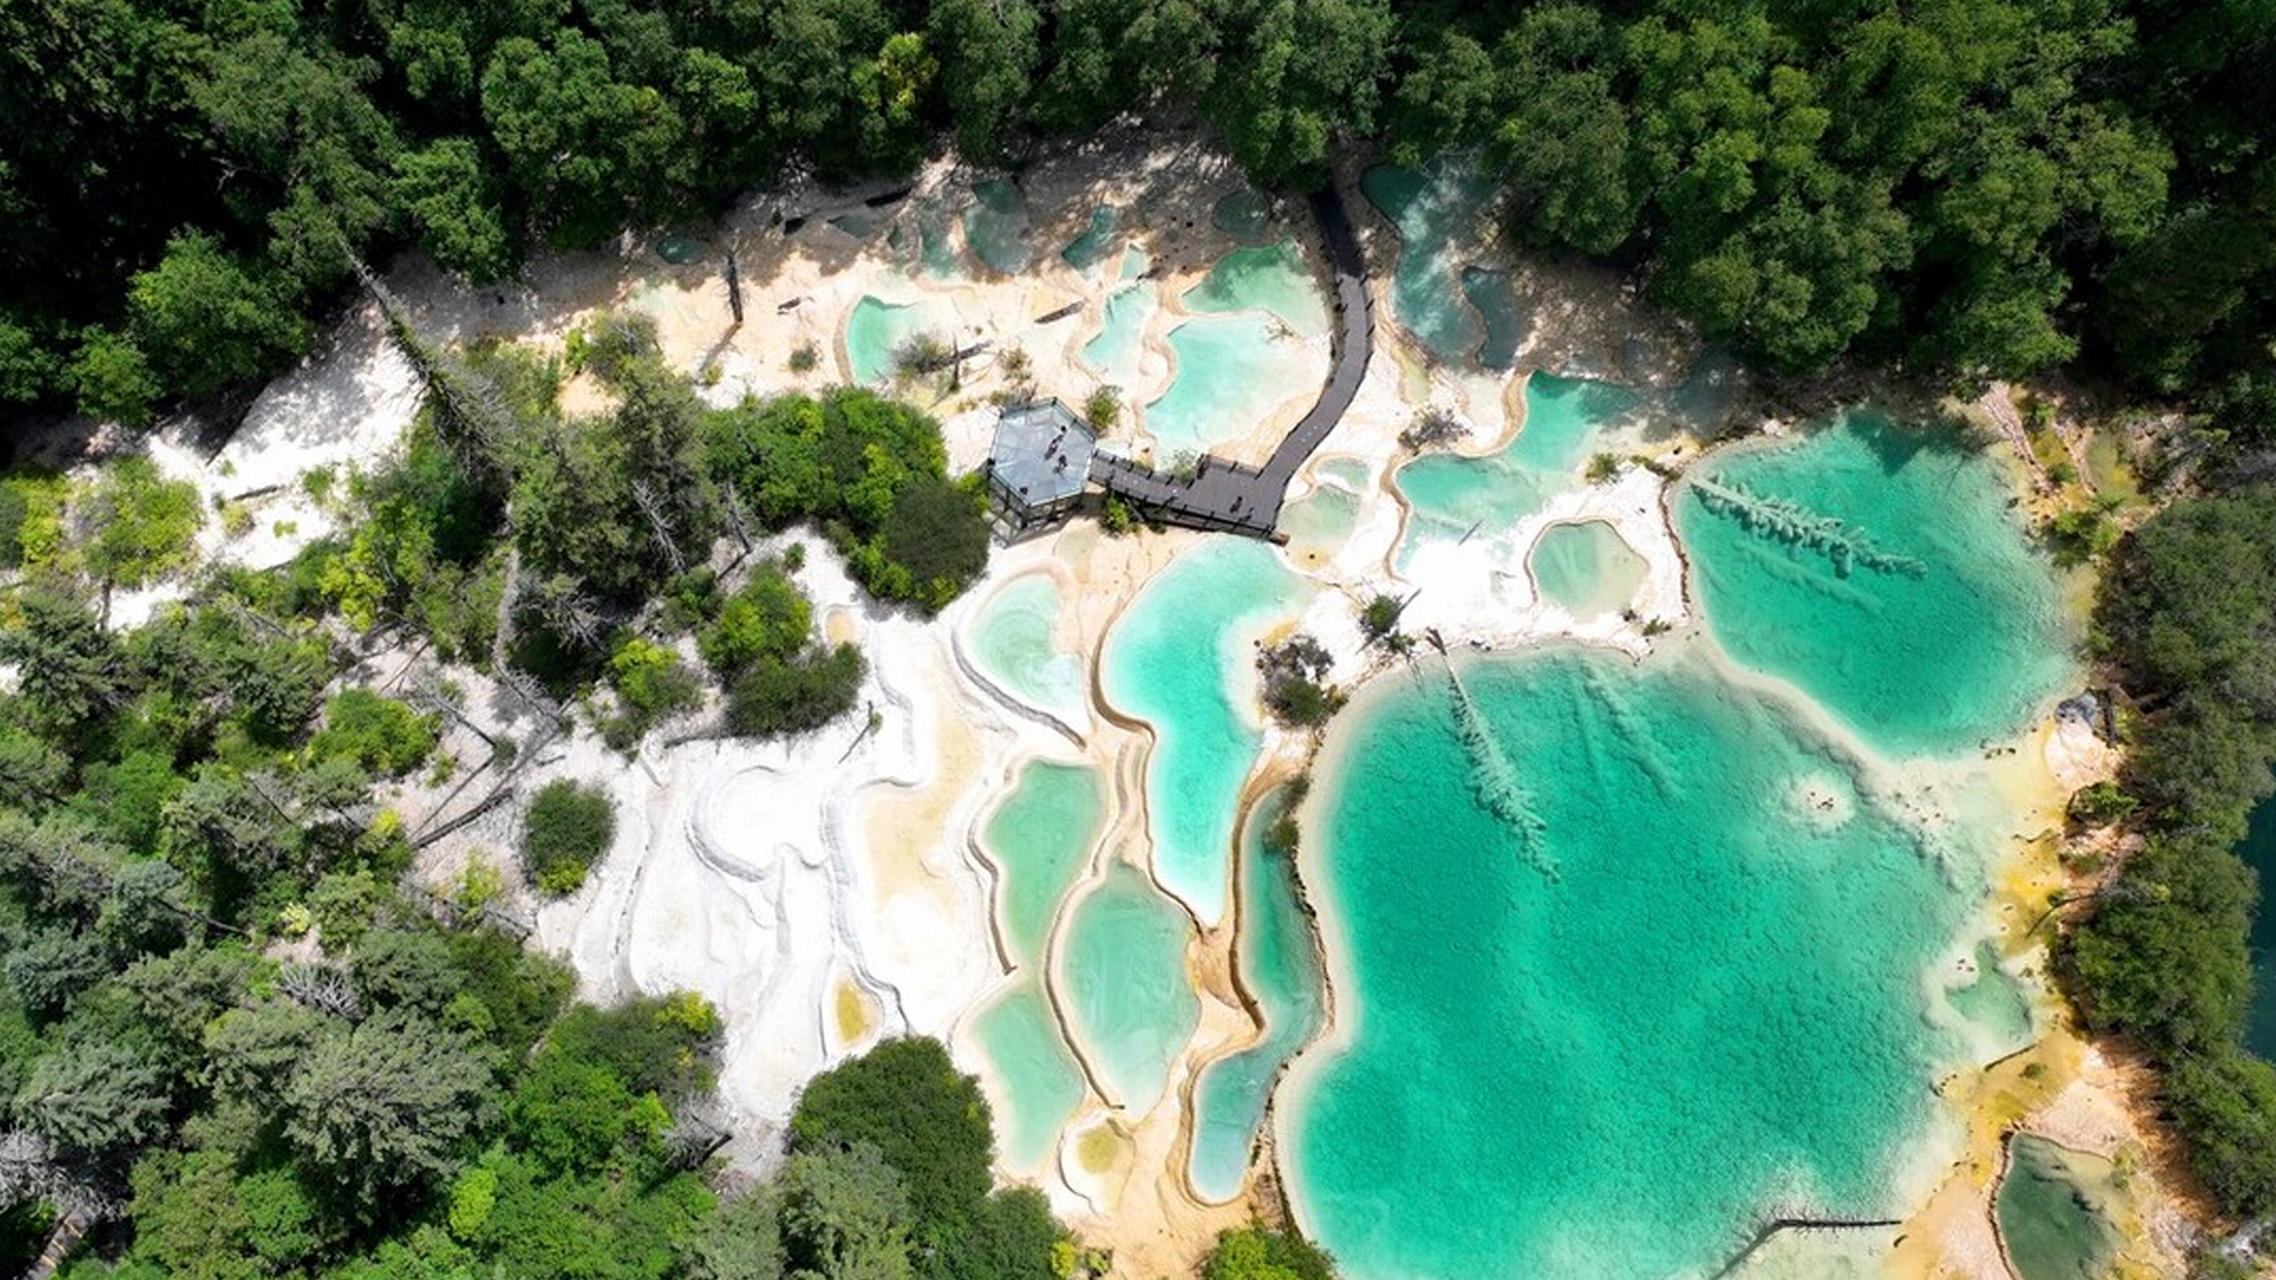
left=989, top=400, right=1097, bottom=510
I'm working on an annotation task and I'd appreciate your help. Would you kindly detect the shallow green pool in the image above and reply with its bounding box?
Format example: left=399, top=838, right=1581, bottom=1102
left=1057, top=864, right=1200, bottom=1112
left=1529, top=520, right=1648, bottom=619
left=846, top=295, right=932, bottom=385
left=1284, top=646, right=1967, bottom=1280
left=1101, top=539, right=1312, bottom=925
left=1360, top=161, right=1498, bottom=365
left=1676, top=412, right=2071, bottom=755
left=972, top=977, right=1087, bottom=1170
left=1062, top=205, right=1120, bottom=273
left=1143, top=316, right=1316, bottom=456
left=983, top=760, right=1104, bottom=969
left=964, top=178, right=1031, bottom=274
left=967, top=572, right=1087, bottom=726
left=1184, top=241, right=1329, bottom=338
left=1997, top=1135, right=2121, bottom=1280
left=1189, top=789, right=1326, bottom=1201
left=1083, top=285, right=1155, bottom=387
left=1395, top=374, right=1637, bottom=566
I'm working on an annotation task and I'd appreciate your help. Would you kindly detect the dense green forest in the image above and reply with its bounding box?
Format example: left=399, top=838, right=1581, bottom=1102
left=2066, top=488, right=2276, bottom=1223
left=0, top=0, right=2272, bottom=432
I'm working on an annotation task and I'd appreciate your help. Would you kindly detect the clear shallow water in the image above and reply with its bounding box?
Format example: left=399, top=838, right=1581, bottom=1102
left=1189, top=789, right=1326, bottom=1202
left=984, top=760, right=1104, bottom=969
left=964, top=178, right=1031, bottom=274
left=968, top=573, right=1087, bottom=726
left=972, top=977, right=1087, bottom=1169
left=1184, top=241, right=1329, bottom=337
left=1530, top=520, right=1648, bottom=619
left=1143, top=316, right=1315, bottom=456
left=1212, top=190, right=1273, bottom=245
left=1120, top=244, right=1151, bottom=281
left=1997, top=1136, right=2121, bottom=1280
left=1360, top=160, right=1497, bottom=364
left=1063, top=205, right=1120, bottom=273
left=1395, top=374, right=1637, bottom=567
left=1285, top=647, right=1966, bottom=1280
left=1319, top=457, right=1370, bottom=490
left=1281, top=485, right=1360, bottom=566
left=1462, top=266, right=1523, bottom=370
left=1676, top=413, right=2071, bottom=756
left=1946, top=941, right=2036, bottom=1060
left=1083, top=285, right=1155, bottom=387
left=846, top=295, right=932, bottom=385
left=1101, top=539, right=1312, bottom=925
left=1058, top=864, right=1201, bottom=1112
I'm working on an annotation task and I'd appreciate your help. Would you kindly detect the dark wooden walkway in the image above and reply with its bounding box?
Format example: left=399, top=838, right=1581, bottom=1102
left=1091, top=185, right=1374, bottom=538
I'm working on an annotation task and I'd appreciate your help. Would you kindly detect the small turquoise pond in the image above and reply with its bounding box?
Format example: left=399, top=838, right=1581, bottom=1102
left=1360, top=160, right=1498, bottom=365
left=1529, top=521, right=1648, bottom=619
left=1057, top=864, right=1200, bottom=1112
left=1947, top=941, right=2036, bottom=1061
left=1395, top=374, right=1637, bottom=567
left=1062, top=205, right=1120, bottom=273
left=2239, top=792, right=2276, bottom=1059
left=967, top=573, right=1087, bottom=726
left=964, top=178, right=1031, bottom=274
left=1184, top=240, right=1329, bottom=337
left=983, top=760, right=1104, bottom=969
left=1143, top=316, right=1315, bottom=456
left=972, top=978, right=1087, bottom=1170
left=1083, top=285, right=1155, bottom=388
left=846, top=295, right=932, bottom=385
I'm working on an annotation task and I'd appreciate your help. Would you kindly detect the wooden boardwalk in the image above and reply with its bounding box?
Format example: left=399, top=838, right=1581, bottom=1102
left=1091, top=185, right=1374, bottom=539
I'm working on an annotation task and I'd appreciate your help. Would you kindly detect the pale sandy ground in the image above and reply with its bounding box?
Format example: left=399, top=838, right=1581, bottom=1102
left=61, top=132, right=2190, bottom=1279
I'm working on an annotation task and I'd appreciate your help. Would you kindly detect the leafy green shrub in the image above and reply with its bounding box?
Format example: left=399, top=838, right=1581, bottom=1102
left=1257, top=635, right=1342, bottom=728
left=78, top=455, right=202, bottom=588
left=1202, top=1224, right=1338, bottom=1280
left=1358, top=594, right=1402, bottom=644
left=1099, top=495, right=1133, bottom=537
left=726, top=644, right=864, bottom=738
left=1083, top=387, right=1120, bottom=433
left=789, top=342, right=820, bottom=373
left=699, top=566, right=811, bottom=674
left=607, top=636, right=702, bottom=738
left=2066, top=780, right=2137, bottom=826
left=521, top=780, right=616, bottom=896
left=1585, top=452, right=1622, bottom=483
left=308, top=688, right=439, bottom=776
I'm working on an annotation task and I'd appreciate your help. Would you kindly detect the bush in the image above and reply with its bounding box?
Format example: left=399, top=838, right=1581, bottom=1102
left=1083, top=387, right=1120, bottom=434
left=703, top=388, right=990, bottom=611
left=1099, top=495, right=1133, bottom=537
left=1398, top=407, right=1462, bottom=452
left=308, top=689, right=439, bottom=777
left=788, top=343, right=819, bottom=373
left=1257, top=635, right=1342, bottom=728
left=1201, top=1225, right=1338, bottom=1280
left=726, top=644, right=864, bottom=738
left=521, top=781, right=616, bottom=896
left=879, top=476, right=990, bottom=613
left=2066, top=780, right=2137, bottom=826
left=1357, top=594, right=1402, bottom=644
left=1585, top=452, right=1622, bottom=483
left=699, top=566, right=812, bottom=675
left=608, top=637, right=702, bottom=723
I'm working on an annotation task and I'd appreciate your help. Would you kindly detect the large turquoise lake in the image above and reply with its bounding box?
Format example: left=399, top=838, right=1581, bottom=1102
left=1275, top=409, right=2069, bottom=1280
left=1283, top=649, right=1963, bottom=1280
